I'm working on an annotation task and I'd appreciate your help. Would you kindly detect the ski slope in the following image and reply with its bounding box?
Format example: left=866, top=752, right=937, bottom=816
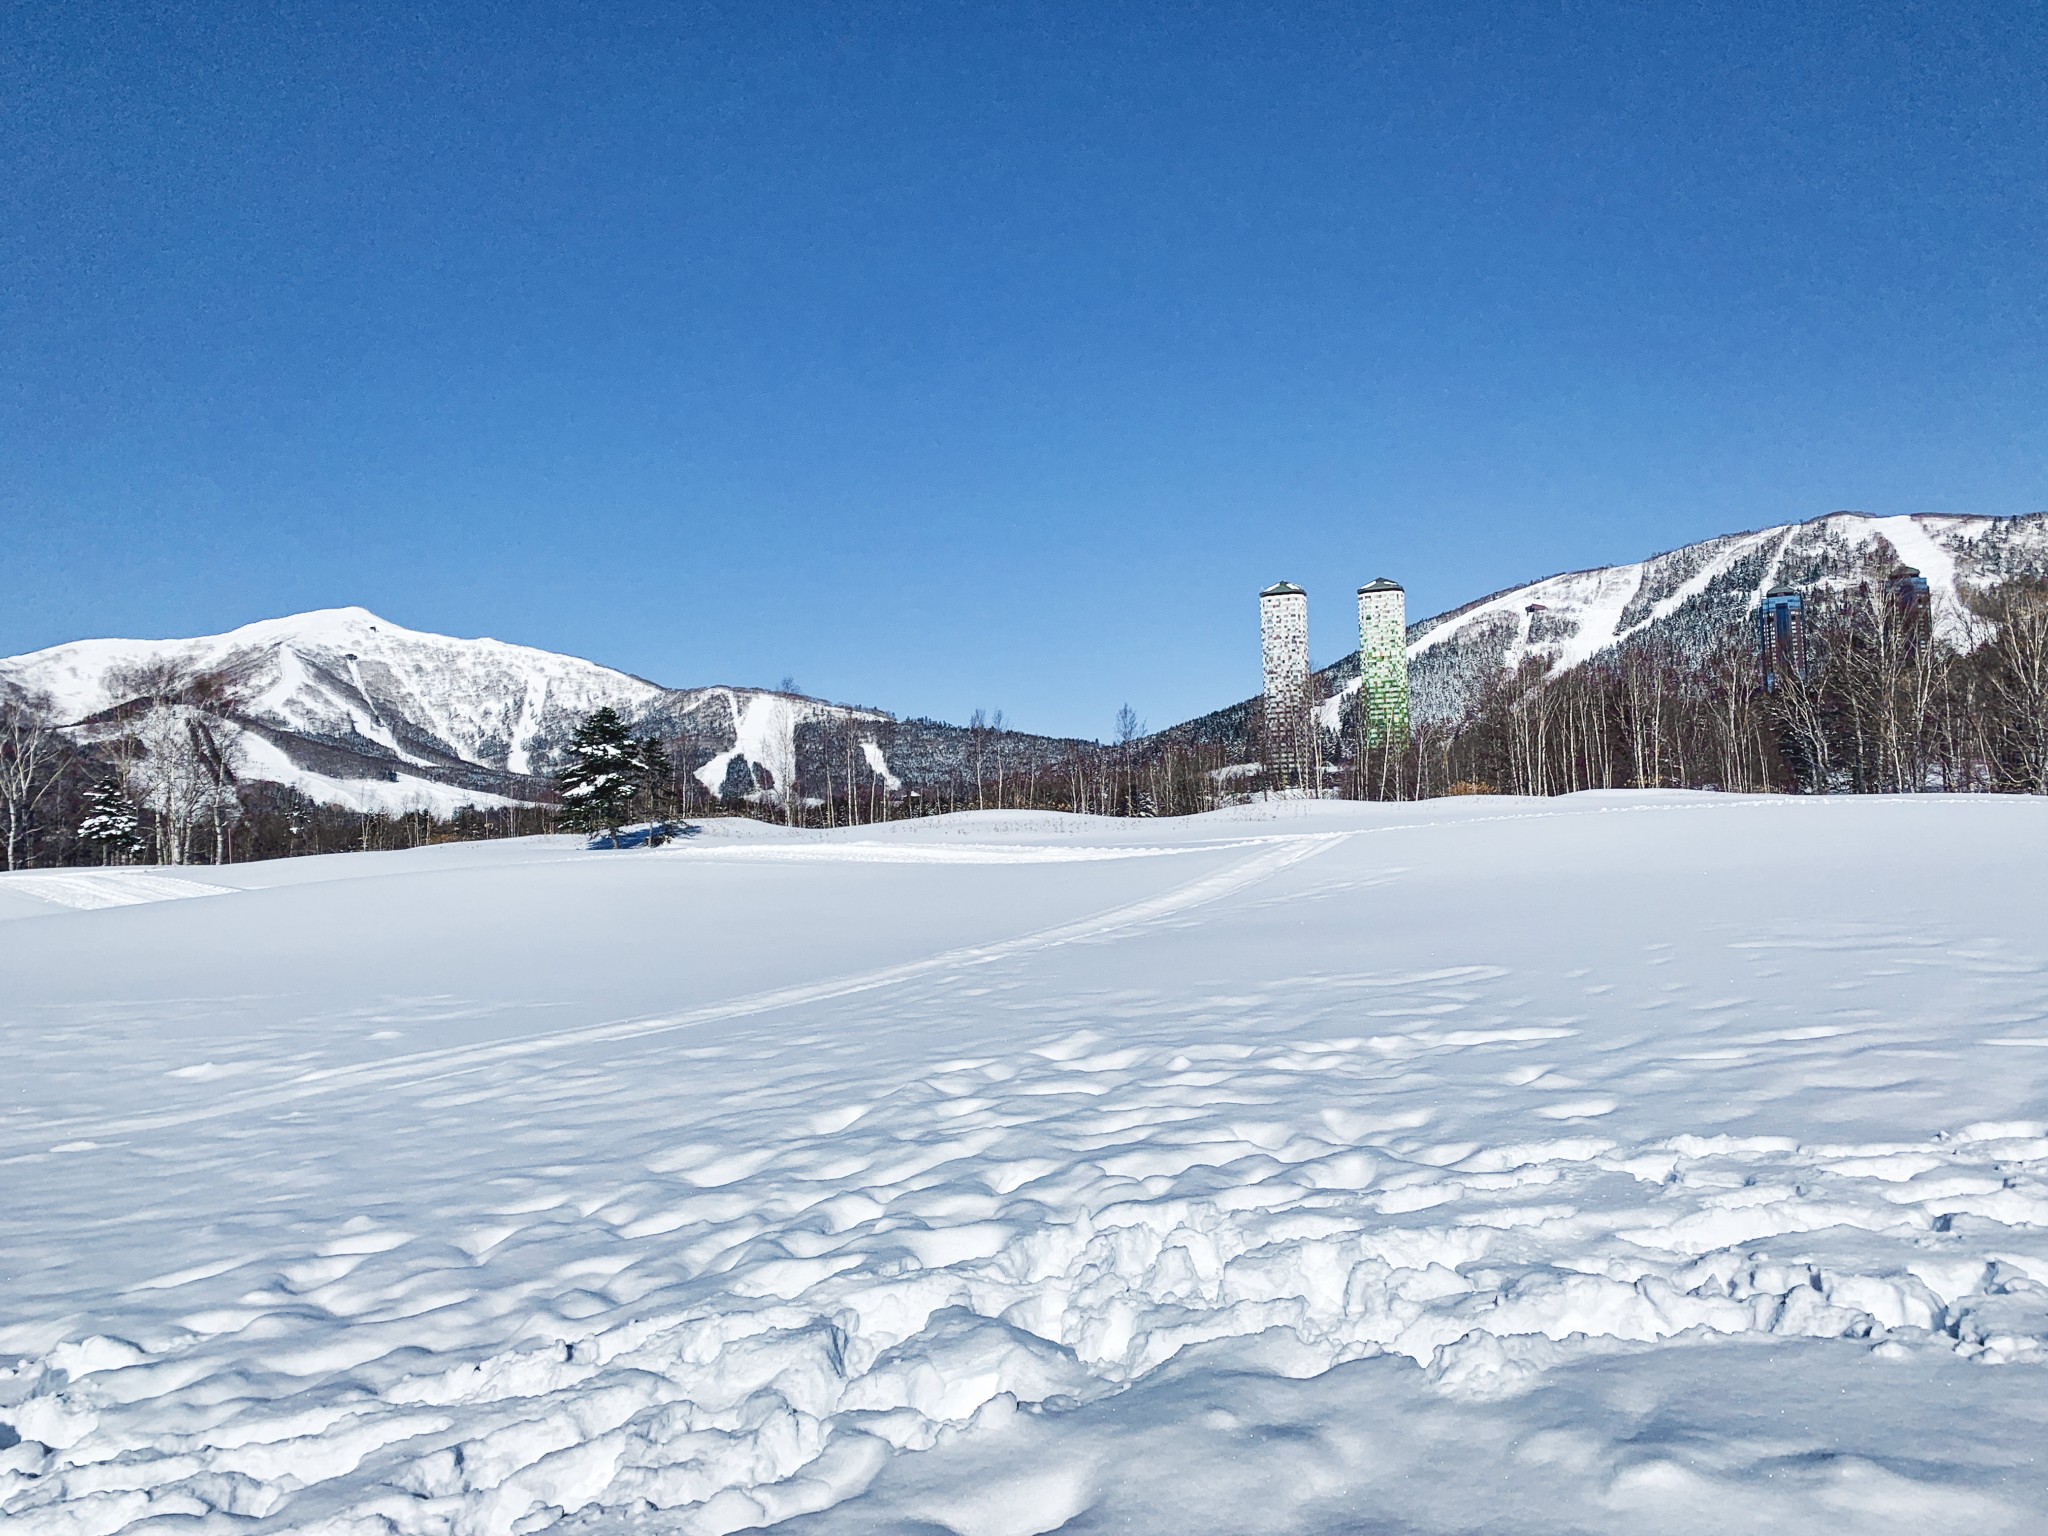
left=4, top=796, right=2048, bottom=1535
left=1400, top=511, right=2048, bottom=721
left=0, top=609, right=904, bottom=814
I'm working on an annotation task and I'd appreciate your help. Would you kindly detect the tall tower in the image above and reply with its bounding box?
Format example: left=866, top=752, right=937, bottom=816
left=1356, top=578, right=1410, bottom=747
left=1259, top=582, right=1311, bottom=788
left=1887, top=566, right=1932, bottom=649
left=1758, top=586, right=1805, bottom=693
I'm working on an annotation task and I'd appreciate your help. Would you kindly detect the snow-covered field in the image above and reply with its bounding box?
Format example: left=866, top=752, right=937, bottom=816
left=4, top=794, right=2048, bottom=1535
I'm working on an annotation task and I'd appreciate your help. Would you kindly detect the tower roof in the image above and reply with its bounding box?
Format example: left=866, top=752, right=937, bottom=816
left=1260, top=581, right=1305, bottom=598
left=1357, top=577, right=1404, bottom=594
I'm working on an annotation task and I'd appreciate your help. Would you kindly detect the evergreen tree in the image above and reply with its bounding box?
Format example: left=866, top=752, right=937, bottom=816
left=78, top=776, right=147, bottom=865
left=637, top=736, right=676, bottom=840
left=555, top=707, right=643, bottom=846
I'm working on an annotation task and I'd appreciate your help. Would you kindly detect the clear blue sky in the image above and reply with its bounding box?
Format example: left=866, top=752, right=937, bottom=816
left=5, top=2, right=2044, bottom=738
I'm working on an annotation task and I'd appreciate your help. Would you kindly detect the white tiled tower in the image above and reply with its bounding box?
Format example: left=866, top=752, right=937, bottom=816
left=1356, top=578, right=1410, bottom=747
left=1260, top=581, right=1311, bottom=788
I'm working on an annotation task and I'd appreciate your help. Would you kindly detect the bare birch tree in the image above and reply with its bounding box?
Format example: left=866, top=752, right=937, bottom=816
left=0, top=690, right=69, bottom=870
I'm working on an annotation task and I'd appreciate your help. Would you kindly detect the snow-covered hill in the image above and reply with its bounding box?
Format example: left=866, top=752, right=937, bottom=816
left=1163, top=511, right=2048, bottom=754
left=1403, top=511, right=2048, bottom=721
left=4, top=796, right=2047, bottom=1532
left=0, top=608, right=914, bottom=814
left=3, top=607, right=664, bottom=765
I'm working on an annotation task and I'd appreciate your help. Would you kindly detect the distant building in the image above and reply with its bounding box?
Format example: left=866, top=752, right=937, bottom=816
left=1356, top=578, right=1411, bottom=747
left=1259, top=582, right=1311, bottom=787
left=1888, top=566, right=1932, bottom=646
left=1758, top=585, right=1806, bottom=693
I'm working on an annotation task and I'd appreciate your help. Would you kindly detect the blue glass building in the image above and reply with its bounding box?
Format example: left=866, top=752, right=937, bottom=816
left=1758, top=586, right=1806, bottom=694
left=1888, top=566, right=1932, bottom=645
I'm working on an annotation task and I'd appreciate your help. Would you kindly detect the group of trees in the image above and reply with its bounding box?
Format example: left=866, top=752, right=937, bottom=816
left=0, top=662, right=551, bottom=870
left=1, top=663, right=253, bottom=870
left=1318, top=576, right=2048, bottom=802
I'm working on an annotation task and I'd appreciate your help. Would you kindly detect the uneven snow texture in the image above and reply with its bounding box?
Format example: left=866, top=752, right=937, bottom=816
left=4, top=796, right=2048, bottom=1534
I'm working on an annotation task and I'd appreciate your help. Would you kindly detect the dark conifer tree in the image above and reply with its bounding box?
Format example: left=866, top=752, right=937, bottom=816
left=637, top=736, right=676, bottom=840
left=555, top=707, right=642, bottom=846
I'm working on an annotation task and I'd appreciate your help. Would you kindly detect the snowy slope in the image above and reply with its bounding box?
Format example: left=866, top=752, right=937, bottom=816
left=0, top=610, right=908, bottom=813
left=1164, top=510, right=2048, bottom=746
left=1, top=607, right=669, bottom=762
left=0, top=608, right=670, bottom=811
left=668, top=686, right=893, bottom=803
left=4, top=796, right=2048, bottom=1534
left=1404, top=511, right=2048, bottom=721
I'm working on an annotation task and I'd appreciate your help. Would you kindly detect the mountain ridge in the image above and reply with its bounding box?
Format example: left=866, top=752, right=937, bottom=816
left=6, top=510, right=2047, bottom=810
left=1155, top=509, right=2048, bottom=756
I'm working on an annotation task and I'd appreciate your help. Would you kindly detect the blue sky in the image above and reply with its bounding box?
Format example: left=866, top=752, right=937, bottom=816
left=5, top=1, right=2045, bottom=738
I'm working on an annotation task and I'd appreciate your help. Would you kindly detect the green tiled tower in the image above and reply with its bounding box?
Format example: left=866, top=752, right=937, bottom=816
left=1356, top=578, right=1410, bottom=747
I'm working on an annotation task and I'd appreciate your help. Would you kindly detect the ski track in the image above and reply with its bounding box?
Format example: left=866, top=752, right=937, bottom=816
left=24, top=834, right=1337, bottom=1141
left=4, top=872, right=233, bottom=911
left=20, top=798, right=1842, bottom=1140
left=4, top=797, right=2048, bottom=1534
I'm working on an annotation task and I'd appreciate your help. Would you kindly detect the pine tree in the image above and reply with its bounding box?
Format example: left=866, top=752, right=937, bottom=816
left=78, top=776, right=147, bottom=865
left=555, top=707, right=644, bottom=847
left=637, top=736, right=676, bottom=841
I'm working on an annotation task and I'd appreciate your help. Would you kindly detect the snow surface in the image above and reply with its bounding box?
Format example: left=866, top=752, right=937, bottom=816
left=3, top=871, right=232, bottom=912
left=4, top=795, right=2048, bottom=1534
left=231, top=731, right=528, bottom=816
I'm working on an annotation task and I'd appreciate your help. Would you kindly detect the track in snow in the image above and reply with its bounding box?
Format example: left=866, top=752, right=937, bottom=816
left=5, top=871, right=232, bottom=910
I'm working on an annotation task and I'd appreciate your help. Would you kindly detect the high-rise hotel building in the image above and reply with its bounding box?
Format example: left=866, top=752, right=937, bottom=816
left=1259, top=581, right=1311, bottom=787
left=1758, top=586, right=1806, bottom=694
left=1356, top=578, right=1410, bottom=747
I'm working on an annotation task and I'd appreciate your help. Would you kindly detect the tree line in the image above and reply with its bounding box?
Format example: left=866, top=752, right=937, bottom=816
left=1328, top=576, right=2048, bottom=801
left=0, top=661, right=557, bottom=871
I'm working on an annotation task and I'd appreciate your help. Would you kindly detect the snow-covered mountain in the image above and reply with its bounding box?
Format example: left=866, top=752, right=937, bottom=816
left=0, top=607, right=1099, bottom=814
left=0, top=608, right=663, bottom=811
left=1162, top=511, right=2048, bottom=755
left=1402, top=510, right=2048, bottom=722
left=0, top=608, right=923, bottom=814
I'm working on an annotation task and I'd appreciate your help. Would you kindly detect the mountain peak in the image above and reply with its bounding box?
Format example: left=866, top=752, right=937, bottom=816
left=215, top=606, right=410, bottom=649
